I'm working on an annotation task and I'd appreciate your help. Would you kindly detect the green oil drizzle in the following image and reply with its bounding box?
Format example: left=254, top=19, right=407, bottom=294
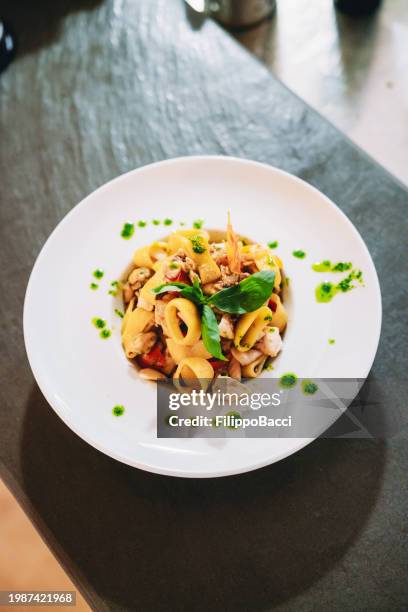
left=115, top=309, right=124, bottom=319
left=192, top=219, right=204, bottom=229
left=315, top=282, right=337, bottom=303
left=90, top=282, right=99, bottom=290
left=92, top=318, right=112, bottom=339
left=108, top=280, right=119, bottom=296
left=268, top=241, right=279, bottom=249
left=92, top=317, right=106, bottom=329
left=93, top=268, right=104, bottom=280
left=302, top=380, right=318, bottom=395
left=312, top=260, right=352, bottom=273
left=316, top=269, right=363, bottom=303
left=293, top=250, right=306, bottom=259
left=112, top=405, right=125, bottom=417
left=121, top=222, right=134, bottom=239
left=279, top=373, right=298, bottom=388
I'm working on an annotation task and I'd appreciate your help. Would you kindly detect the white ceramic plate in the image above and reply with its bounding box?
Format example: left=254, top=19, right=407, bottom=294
left=24, top=157, right=381, bottom=477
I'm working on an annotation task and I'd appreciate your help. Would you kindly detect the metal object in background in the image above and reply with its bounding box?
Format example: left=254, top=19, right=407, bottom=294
left=186, top=0, right=276, bottom=30
left=334, top=0, right=382, bottom=16
left=0, top=21, right=16, bottom=73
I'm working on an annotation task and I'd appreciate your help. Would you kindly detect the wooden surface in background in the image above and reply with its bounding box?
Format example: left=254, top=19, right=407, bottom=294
left=0, top=480, right=89, bottom=611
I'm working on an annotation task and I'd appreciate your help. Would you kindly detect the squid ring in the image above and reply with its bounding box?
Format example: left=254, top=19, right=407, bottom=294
left=173, top=357, right=214, bottom=392
left=164, top=298, right=201, bottom=346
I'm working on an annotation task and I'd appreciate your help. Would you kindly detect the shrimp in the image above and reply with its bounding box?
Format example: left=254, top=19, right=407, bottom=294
left=256, top=327, right=282, bottom=357
left=126, top=331, right=157, bottom=358
left=230, top=347, right=262, bottom=366
left=226, top=210, right=241, bottom=274
left=218, top=314, right=234, bottom=339
left=228, top=358, right=242, bottom=381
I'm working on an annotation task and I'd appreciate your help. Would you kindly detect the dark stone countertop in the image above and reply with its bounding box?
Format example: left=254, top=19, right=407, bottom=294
left=0, top=1, right=407, bottom=610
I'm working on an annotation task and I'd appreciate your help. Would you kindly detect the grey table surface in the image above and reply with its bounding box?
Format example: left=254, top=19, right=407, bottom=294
left=0, top=1, right=407, bottom=611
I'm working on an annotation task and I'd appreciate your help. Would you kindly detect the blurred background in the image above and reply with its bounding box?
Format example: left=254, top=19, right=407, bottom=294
left=235, top=0, right=408, bottom=186
left=0, top=0, right=406, bottom=608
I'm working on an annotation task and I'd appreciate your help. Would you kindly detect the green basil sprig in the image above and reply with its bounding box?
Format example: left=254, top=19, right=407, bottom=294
left=207, top=270, right=276, bottom=314
left=153, top=277, right=205, bottom=305
left=152, top=271, right=275, bottom=359
left=201, top=305, right=226, bottom=361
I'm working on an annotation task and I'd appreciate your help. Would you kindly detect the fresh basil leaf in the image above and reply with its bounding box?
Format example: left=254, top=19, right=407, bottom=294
left=152, top=281, right=204, bottom=306
left=201, top=305, right=227, bottom=361
left=153, top=282, right=190, bottom=294
left=192, top=275, right=202, bottom=291
left=208, top=270, right=275, bottom=314
left=192, top=276, right=205, bottom=300
left=180, top=285, right=205, bottom=306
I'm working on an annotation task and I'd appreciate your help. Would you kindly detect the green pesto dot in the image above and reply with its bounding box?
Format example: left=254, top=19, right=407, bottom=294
left=109, top=280, right=119, bottom=296
left=192, top=219, right=204, bottom=229
left=137, top=220, right=147, bottom=228
left=112, top=405, right=125, bottom=417
left=328, top=338, right=335, bottom=345
left=179, top=221, right=186, bottom=226
left=302, top=380, right=318, bottom=395
left=292, top=250, right=306, bottom=259
left=92, top=317, right=106, bottom=329
left=279, top=373, right=298, bottom=388
left=121, top=222, right=134, bottom=239
left=93, top=268, right=104, bottom=280
left=268, top=241, right=279, bottom=249
left=337, top=278, right=352, bottom=292
left=163, top=218, right=173, bottom=226
left=100, top=329, right=111, bottom=339
left=190, top=234, right=206, bottom=254
left=312, top=261, right=332, bottom=272
left=115, top=309, right=124, bottom=318
left=152, top=219, right=160, bottom=225
left=90, top=282, right=99, bottom=290
left=226, top=411, right=242, bottom=429
left=332, top=261, right=352, bottom=272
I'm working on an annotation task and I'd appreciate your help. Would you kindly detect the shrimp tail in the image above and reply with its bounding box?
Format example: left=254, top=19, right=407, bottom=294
left=226, top=210, right=241, bottom=274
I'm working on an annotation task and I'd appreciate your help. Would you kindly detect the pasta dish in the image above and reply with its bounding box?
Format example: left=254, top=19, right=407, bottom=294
left=121, top=215, right=287, bottom=388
